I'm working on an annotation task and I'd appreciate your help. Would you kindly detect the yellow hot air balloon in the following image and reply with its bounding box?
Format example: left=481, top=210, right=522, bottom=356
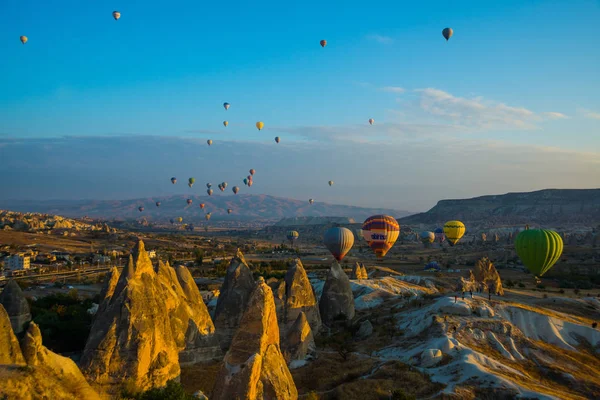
left=20, top=36, right=28, bottom=44
left=443, top=220, right=466, bottom=246
left=223, top=121, right=228, bottom=127
left=256, top=121, right=264, bottom=131
left=112, top=11, right=121, bottom=20
left=207, top=139, right=213, bottom=146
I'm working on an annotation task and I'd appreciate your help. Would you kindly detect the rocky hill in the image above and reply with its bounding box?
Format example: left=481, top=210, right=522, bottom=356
left=0, top=210, right=115, bottom=233
left=399, top=189, right=600, bottom=228
left=0, top=195, right=410, bottom=223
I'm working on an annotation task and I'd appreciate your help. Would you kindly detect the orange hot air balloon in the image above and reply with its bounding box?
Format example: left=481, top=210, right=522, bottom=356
left=362, top=215, right=400, bottom=258
left=249, top=169, right=255, bottom=175
left=112, top=11, right=121, bottom=20
left=200, top=203, right=205, bottom=209
left=320, top=40, right=327, bottom=47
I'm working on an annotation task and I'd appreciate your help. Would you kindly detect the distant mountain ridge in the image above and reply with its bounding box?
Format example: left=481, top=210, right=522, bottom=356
left=0, top=194, right=411, bottom=222
left=399, top=189, right=600, bottom=227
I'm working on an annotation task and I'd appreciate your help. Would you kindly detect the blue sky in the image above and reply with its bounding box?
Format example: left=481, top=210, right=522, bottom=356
left=0, top=0, right=599, bottom=210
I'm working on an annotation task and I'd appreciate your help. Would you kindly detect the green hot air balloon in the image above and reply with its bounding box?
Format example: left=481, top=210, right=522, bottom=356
left=515, top=225, right=563, bottom=277
left=323, top=227, right=354, bottom=262
left=188, top=177, right=195, bottom=187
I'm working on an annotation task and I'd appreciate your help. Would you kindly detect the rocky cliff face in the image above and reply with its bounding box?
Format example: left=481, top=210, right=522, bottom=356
left=282, top=259, right=321, bottom=338
left=213, top=249, right=256, bottom=350
left=0, top=304, right=25, bottom=365
left=0, top=311, right=100, bottom=400
left=399, top=189, right=600, bottom=226
left=0, top=210, right=114, bottom=233
left=80, top=240, right=180, bottom=391
left=212, top=277, right=298, bottom=400
left=0, top=279, right=32, bottom=335
left=95, top=266, right=119, bottom=317
left=319, top=262, right=355, bottom=326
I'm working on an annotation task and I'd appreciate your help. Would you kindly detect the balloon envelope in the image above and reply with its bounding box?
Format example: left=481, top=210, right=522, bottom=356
left=227, top=209, right=232, bottom=214
left=223, top=121, right=228, bottom=127
left=320, top=40, right=327, bottom=47
left=249, top=169, right=255, bottom=175
left=138, top=206, right=144, bottom=212
left=171, top=177, right=177, bottom=184
left=156, top=202, right=161, bottom=207
left=443, top=221, right=465, bottom=246
left=362, top=215, right=400, bottom=258
left=112, top=11, right=120, bottom=20
left=200, top=203, right=205, bottom=209
left=207, top=189, right=213, bottom=196
left=434, top=227, right=445, bottom=243
left=275, top=137, right=280, bottom=143
left=369, top=118, right=374, bottom=125
left=442, top=27, right=453, bottom=41
left=420, top=231, right=435, bottom=244
left=287, top=230, right=299, bottom=241
left=20, top=36, right=28, bottom=44
left=323, top=227, right=354, bottom=261
left=188, top=177, right=195, bottom=185
left=223, top=102, right=230, bottom=110
left=207, top=140, right=213, bottom=146
left=232, top=186, right=239, bottom=194
left=309, top=199, right=314, bottom=205
left=515, top=227, right=563, bottom=277
left=256, top=121, right=264, bottom=130
left=328, top=181, right=334, bottom=186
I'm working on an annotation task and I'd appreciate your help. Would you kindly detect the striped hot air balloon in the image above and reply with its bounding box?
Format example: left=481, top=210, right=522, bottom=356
left=515, top=225, right=563, bottom=277
left=286, top=230, right=299, bottom=248
left=434, top=227, right=445, bottom=243
left=362, top=215, right=400, bottom=258
left=323, top=227, right=354, bottom=262
left=443, top=220, right=466, bottom=246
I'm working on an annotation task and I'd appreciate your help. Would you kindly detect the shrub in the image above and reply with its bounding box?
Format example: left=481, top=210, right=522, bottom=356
left=574, top=288, right=581, bottom=295
left=392, top=389, right=417, bottom=400
left=559, top=289, right=565, bottom=294
left=518, top=282, right=525, bottom=288
left=537, top=284, right=546, bottom=290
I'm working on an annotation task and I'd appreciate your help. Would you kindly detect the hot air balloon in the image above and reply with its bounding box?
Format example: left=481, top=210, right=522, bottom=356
left=223, top=102, right=230, bottom=110
left=207, top=139, right=213, bottom=146
left=275, top=137, right=280, bottom=144
left=323, top=227, right=354, bottom=261
left=328, top=180, right=334, bottom=186
left=247, top=180, right=253, bottom=187
left=443, top=221, right=466, bottom=246
left=200, top=203, right=205, bottom=209
left=247, top=175, right=253, bottom=181
left=256, top=121, right=264, bottom=131
left=420, top=231, right=435, bottom=246
left=287, top=230, right=299, bottom=247
left=362, top=215, right=400, bottom=258
left=156, top=201, right=161, bottom=207
left=249, top=169, right=255, bottom=176
left=171, top=177, right=177, bottom=184
left=188, top=177, right=195, bottom=187
left=320, top=40, right=327, bottom=47
left=187, top=199, right=192, bottom=205
left=219, top=185, right=225, bottom=192
left=232, top=186, right=240, bottom=194
left=112, top=11, right=120, bottom=20
left=227, top=209, right=232, bottom=214
left=434, top=227, right=445, bottom=243
left=170, top=218, right=175, bottom=225
left=222, top=182, right=228, bottom=189
left=369, top=118, right=374, bottom=125
left=205, top=213, right=211, bottom=221
left=177, top=217, right=183, bottom=223
left=20, top=36, right=28, bottom=44
left=515, top=226, right=563, bottom=277
left=207, top=189, right=213, bottom=196
left=442, top=27, right=453, bottom=41
left=138, top=206, right=144, bottom=212
left=309, top=199, right=314, bottom=205
left=223, top=121, right=228, bottom=127
left=243, top=178, right=248, bottom=185
left=206, top=183, right=212, bottom=189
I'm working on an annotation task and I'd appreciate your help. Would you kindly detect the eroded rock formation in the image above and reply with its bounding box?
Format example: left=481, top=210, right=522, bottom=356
left=213, top=249, right=256, bottom=350
left=282, top=259, right=321, bottom=337
left=283, top=311, right=315, bottom=364
left=473, top=257, right=504, bottom=295
left=319, top=262, right=355, bottom=326
left=0, top=304, right=25, bottom=365
left=212, top=277, right=298, bottom=400
left=80, top=241, right=180, bottom=391
left=0, top=279, right=32, bottom=335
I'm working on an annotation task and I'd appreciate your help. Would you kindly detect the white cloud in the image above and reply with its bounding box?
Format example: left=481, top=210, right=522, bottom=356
left=366, top=34, right=394, bottom=44
left=381, top=86, right=406, bottom=93
left=579, top=109, right=600, bottom=120
left=541, top=112, right=569, bottom=119
left=413, top=88, right=567, bottom=131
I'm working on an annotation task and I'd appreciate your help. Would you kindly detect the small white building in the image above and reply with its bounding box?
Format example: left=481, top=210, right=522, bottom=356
left=147, top=250, right=157, bottom=259
left=5, top=254, right=31, bottom=271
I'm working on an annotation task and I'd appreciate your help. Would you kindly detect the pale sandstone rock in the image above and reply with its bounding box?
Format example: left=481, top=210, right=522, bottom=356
left=319, top=262, right=355, bottom=326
